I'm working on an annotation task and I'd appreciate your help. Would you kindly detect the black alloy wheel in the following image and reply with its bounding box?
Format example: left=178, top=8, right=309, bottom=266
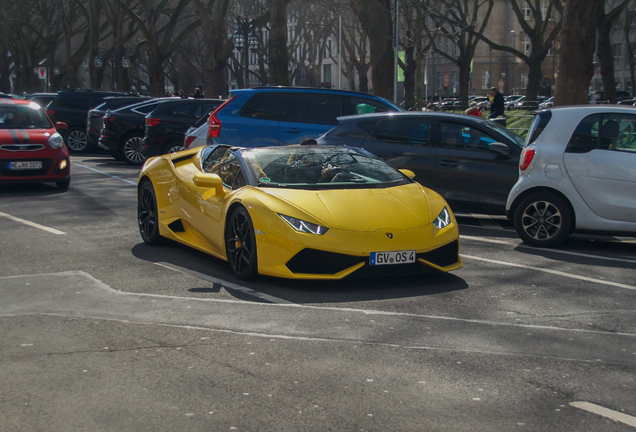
left=122, top=134, right=147, bottom=166
left=225, top=207, right=258, bottom=280
left=65, top=128, right=89, bottom=153
left=514, top=192, right=572, bottom=248
left=138, top=180, right=162, bottom=245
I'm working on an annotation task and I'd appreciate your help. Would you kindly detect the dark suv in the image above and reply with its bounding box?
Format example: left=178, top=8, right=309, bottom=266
left=87, top=96, right=151, bottom=148
left=206, top=87, right=402, bottom=147
left=46, top=89, right=140, bottom=152
left=142, top=98, right=223, bottom=159
left=99, top=98, right=172, bottom=165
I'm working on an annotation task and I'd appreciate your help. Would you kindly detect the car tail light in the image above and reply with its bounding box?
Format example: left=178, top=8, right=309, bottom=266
left=146, top=118, right=161, bottom=127
left=520, top=148, right=535, bottom=171
left=103, top=114, right=117, bottom=122
left=184, top=135, right=196, bottom=149
left=207, top=97, right=235, bottom=140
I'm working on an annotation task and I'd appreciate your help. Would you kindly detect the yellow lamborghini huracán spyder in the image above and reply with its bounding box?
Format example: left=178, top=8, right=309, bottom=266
left=137, top=145, right=462, bottom=280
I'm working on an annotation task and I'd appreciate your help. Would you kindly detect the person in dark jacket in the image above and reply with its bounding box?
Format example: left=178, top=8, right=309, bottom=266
left=193, top=88, right=203, bottom=98
left=488, top=87, right=505, bottom=119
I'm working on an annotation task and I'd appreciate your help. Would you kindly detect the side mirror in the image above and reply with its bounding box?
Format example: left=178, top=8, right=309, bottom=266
left=193, top=173, right=224, bottom=197
left=55, top=122, right=68, bottom=131
left=489, top=142, right=510, bottom=158
left=399, top=169, right=416, bottom=179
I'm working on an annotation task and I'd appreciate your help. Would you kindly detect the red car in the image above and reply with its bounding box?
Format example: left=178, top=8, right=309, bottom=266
left=0, top=99, right=70, bottom=190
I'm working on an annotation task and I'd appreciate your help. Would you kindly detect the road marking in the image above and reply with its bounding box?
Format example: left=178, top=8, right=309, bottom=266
left=461, top=235, right=636, bottom=264
left=570, top=402, right=636, bottom=428
left=462, top=254, right=636, bottom=291
left=154, top=262, right=295, bottom=304
left=72, top=162, right=137, bottom=186
left=0, top=211, right=66, bottom=235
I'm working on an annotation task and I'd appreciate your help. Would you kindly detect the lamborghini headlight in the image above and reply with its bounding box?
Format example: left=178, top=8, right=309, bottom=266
left=433, top=207, right=451, bottom=229
left=279, top=214, right=329, bottom=235
left=48, top=132, right=64, bottom=149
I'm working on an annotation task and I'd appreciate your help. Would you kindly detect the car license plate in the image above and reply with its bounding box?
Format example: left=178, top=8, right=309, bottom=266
left=370, top=250, right=416, bottom=266
left=9, top=161, right=42, bottom=170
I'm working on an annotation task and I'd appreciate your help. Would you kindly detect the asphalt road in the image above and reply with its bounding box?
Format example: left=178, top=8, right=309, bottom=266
left=1, top=154, right=635, bottom=432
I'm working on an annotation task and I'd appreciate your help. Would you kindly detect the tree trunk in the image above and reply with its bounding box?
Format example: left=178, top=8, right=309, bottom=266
left=458, top=55, right=471, bottom=110
left=402, top=32, right=416, bottom=109
left=268, top=0, right=289, bottom=86
left=525, top=53, right=544, bottom=106
left=350, top=0, right=393, bottom=98
left=554, top=0, right=602, bottom=106
left=597, top=9, right=617, bottom=103
left=147, top=52, right=167, bottom=96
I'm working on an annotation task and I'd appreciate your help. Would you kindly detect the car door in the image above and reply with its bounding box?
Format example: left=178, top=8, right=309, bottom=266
left=180, top=146, right=236, bottom=253
left=564, top=113, right=636, bottom=222
left=434, top=120, right=520, bottom=214
left=234, top=92, right=294, bottom=146
left=358, top=116, right=437, bottom=189
left=278, top=93, right=342, bottom=144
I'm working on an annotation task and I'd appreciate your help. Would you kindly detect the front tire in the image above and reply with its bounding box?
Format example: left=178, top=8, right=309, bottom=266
left=138, top=180, right=163, bottom=245
left=65, top=128, right=90, bottom=153
left=56, top=178, right=70, bottom=191
left=514, top=192, right=572, bottom=248
left=225, top=207, right=258, bottom=280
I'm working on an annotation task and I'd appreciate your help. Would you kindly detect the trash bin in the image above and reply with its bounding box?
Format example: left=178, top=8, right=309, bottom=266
left=492, top=117, right=507, bottom=127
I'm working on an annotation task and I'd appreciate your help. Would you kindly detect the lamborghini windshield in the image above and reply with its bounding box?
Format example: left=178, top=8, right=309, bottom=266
left=240, top=146, right=411, bottom=190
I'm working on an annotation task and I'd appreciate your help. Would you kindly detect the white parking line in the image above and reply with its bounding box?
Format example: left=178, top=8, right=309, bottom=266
left=462, top=254, right=636, bottom=291
left=72, top=162, right=137, bottom=186
left=461, top=235, right=636, bottom=265
left=0, top=211, right=66, bottom=235
left=570, top=402, right=636, bottom=428
left=154, top=262, right=295, bottom=304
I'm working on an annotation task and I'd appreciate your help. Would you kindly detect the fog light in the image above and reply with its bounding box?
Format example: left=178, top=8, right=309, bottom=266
left=59, top=159, right=68, bottom=170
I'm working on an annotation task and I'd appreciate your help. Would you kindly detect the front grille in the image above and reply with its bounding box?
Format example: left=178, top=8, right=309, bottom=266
left=418, top=240, right=459, bottom=268
left=286, top=249, right=364, bottom=275
left=0, top=159, right=53, bottom=177
left=1, top=144, right=45, bottom=151
left=285, top=240, right=459, bottom=277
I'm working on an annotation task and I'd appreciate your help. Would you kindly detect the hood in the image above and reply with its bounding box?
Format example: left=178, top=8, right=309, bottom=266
left=0, top=129, right=54, bottom=145
left=263, top=183, right=431, bottom=231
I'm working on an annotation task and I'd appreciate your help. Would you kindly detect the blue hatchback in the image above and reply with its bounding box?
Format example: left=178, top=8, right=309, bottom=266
left=206, top=87, right=402, bottom=147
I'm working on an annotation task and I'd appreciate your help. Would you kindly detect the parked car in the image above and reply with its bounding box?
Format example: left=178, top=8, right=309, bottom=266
left=138, top=144, right=462, bottom=279
left=205, top=87, right=402, bottom=148
left=141, top=98, right=223, bottom=161
left=0, top=99, right=70, bottom=190
left=588, top=90, right=631, bottom=104
left=23, top=93, right=57, bottom=108
left=506, top=106, right=636, bottom=247
left=505, top=95, right=524, bottom=111
left=538, top=96, right=554, bottom=109
left=87, top=96, right=151, bottom=148
left=46, top=89, right=138, bottom=153
left=98, top=98, right=172, bottom=164
left=183, top=112, right=212, bottom=150
left=616, top=98, right=636, bottom=106
left=317, top=112, right=525, bottom=214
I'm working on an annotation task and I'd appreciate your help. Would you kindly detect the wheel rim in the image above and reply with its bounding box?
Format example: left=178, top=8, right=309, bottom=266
left=521, top=200, right=562, bottom=242
left=124, top=137, right=146, bottom=163
left=67, top=130, right=87, bottom=151
left=226, top=212, right=253, bottom=276
left=167, top=145, right=185, bottom=154
left=138, top=186, right=156, bottom=239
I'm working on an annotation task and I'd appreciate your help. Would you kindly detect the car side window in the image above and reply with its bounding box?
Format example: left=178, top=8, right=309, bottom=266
left=193, top=104, right=216, bottom=119
left=566, top=114, right=600, bottom=153
left=240, top=93, right=292, bottom=121
left=172, top=105, right=192, bottom=117
left=209, top=151, right=242, bottom=189
left=202, top=146, right=231, bottom=173
left=298, top=94, right=342, bottom=125
left=133, top=103, right=159, bottom=115
left=373, top=118, right=431, bottom=146
left=600, top=114, right=636, bottom=152
left=439, top=122, right=494, bottom=151
left=347, top=97, right=392, bottom=115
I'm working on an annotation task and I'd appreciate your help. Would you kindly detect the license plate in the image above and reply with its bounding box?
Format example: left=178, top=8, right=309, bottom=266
left=9, top=161, right=42, bottom=170
left=370, top=250, right=416, bottom=266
